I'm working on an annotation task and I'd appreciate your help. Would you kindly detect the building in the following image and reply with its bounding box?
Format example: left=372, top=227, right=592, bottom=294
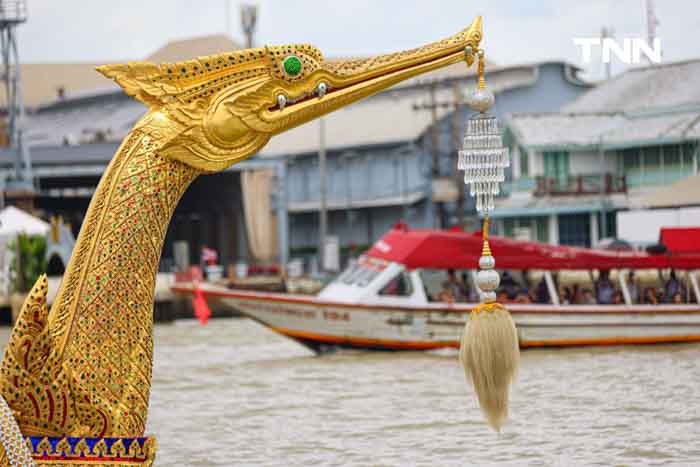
left=503, top=59, right=700, bottom=247
left=1, top=34, right=593, bottom=272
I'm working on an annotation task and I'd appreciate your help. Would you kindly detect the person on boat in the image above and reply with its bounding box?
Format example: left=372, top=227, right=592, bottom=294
left=672, top=292, right=684, bottom=304
left=514, top=291, right=531, bottom=303
left=570, top=283, right=584, bottom=304
left=460, top=271, right=478, bottom=302
left=643, top=287, right=659, bottom=305
left=447, top=269, right=465, bottom=301
left=595, top=270, right=615, bottom=304
left=612, top=290, right=625, bottom=305
left=626, top=271, right=640, bottom=304
left=438, top=281, right=456, bottom=304
left=581, top=288, right=596, bottom=304
left=500, top=271, right=520, bottom=300
left=559, top=286, right=572, bottom=305
left=534, top=277, right=550, bottom=303
left=664, top=270, right=682, bottom=302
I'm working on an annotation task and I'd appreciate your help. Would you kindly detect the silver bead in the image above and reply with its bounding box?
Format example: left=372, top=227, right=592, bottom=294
left=468, top=88, right=495, bottom=113
left=317, top=82, right=328, bottom=98
left=277, top=94, right=287, bottom=110
left=476, top=268, right=500, bottom=292
left=479, top=255, right=495, bottom=270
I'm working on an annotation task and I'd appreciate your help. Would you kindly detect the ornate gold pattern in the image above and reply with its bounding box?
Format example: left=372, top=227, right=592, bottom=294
left=1, top=275, right=99, bottom=438
left=0, top=19, right=483, bottom=465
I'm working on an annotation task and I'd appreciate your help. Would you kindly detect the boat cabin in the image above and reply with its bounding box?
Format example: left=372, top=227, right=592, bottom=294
left=319, top=225, right=700, bottom=307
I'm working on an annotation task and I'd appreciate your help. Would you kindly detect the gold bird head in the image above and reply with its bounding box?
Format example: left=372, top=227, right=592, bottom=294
left=98, top=17, right=482, bottom=172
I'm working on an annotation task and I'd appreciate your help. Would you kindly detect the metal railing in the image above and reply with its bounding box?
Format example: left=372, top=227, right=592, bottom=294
left=499, top=177, right=536, bottom=196
left=534, top=174, right=626, bottom=197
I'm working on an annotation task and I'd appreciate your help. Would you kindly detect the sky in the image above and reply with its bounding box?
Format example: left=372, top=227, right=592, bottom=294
left=18, top=0, right=700, bottom=80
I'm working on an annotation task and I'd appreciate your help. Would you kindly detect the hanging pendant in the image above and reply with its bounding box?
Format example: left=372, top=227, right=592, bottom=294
left=458, top=50, right=509, bottom=215
left=456, top=46, right=520, bottom=434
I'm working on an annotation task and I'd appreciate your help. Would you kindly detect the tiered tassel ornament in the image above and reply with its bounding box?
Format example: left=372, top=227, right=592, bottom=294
left=458, top=47, right=519, bottom=431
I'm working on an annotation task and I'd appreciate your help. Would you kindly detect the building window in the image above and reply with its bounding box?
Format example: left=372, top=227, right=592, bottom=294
left=558, top=213, right=591, bottom=247
left=502, top=216, right=548, bottom=243
left=543, top=151, right=570, bottom=189
left=664, top=145, right=680, bottom=166
left=618, top=142, right=698, bottom=188
left=682, top=142, right=697, bottom=167
left=643, top=146, right=660, bottom=168
left=503, top=218, right=515, bottom=238
left=621, top=148, right=640, bottom=170
left=597, top=211, right=617, bottom=240
left=535, top=217, right=549, bottom=243
left=519, top=146, right=529, bottom=177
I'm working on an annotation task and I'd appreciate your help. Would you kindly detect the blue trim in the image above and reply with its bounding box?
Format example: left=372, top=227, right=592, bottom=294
left=26, top=435, right=152, bottom=458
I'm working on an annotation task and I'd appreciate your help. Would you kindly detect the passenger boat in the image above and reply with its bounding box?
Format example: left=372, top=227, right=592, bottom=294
left=172, top=225, right=700, bottom=351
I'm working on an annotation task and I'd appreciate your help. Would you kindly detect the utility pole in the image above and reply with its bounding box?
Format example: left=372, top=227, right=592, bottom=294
left=428, top=84, right=444, bottom=228
left=1, top=0, right=32, bottom=200
left=240, top=4, right=258, bottom=49
left=413, top=81, right=468, bottom=229
left=645, top=0, right=660, bottom=65
left=598, top=135, right=607, bottom=243
left=318, top=118, right=327, bottom=273
left=399, top=148, right=409, bottom=221
left=450, top=83, right=466, bottom=228
left=341, top=152, right=354, bottom=239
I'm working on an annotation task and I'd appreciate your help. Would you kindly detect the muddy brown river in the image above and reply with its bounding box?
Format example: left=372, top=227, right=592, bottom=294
left=2, top=318, right=699, bottom=466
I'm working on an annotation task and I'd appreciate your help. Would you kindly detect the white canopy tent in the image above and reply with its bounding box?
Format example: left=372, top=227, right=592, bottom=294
left=0, top=206, right=50, bottom=237
left=0, top=207, right=50, bottom=302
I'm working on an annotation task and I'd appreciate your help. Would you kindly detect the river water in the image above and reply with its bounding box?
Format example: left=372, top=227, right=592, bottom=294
left=2, top=319, right=700, bottom=466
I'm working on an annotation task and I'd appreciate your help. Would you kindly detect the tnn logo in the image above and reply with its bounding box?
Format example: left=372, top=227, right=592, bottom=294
left=573, top=38, right=662, bottom=64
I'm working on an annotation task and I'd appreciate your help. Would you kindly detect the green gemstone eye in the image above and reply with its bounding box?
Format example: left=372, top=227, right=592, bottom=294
left=283, top=56, right=303, bottom=77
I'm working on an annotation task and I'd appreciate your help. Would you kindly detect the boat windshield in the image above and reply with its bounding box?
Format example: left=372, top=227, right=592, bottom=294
left=337, top=256, right=389, bottom=287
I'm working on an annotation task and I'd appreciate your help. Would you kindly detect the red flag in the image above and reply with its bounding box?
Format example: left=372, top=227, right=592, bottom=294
left=193, top=286, right=212, bottom=325
left=201, top=247, right=218, bottom=265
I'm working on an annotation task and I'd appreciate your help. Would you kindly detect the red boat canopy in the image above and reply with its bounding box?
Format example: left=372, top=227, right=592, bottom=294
left=366, top=227, right=700, bottom=271
left=660, top=227, right=700, bottom=254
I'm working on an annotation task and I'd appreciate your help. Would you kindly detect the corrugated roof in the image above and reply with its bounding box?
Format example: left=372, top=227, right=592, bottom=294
left=508, top=110, right=700, bottom=148
left=564, top=59, right=700, bottom=113
left=509, top=59, right=700, bottom=149
left=26, top=98, right=144, bottom=147
left=507, top=113, right=624, bottom=148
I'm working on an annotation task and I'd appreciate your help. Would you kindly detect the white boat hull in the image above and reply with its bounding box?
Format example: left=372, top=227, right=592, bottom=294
left=173, top=284, right=700, bottom=351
